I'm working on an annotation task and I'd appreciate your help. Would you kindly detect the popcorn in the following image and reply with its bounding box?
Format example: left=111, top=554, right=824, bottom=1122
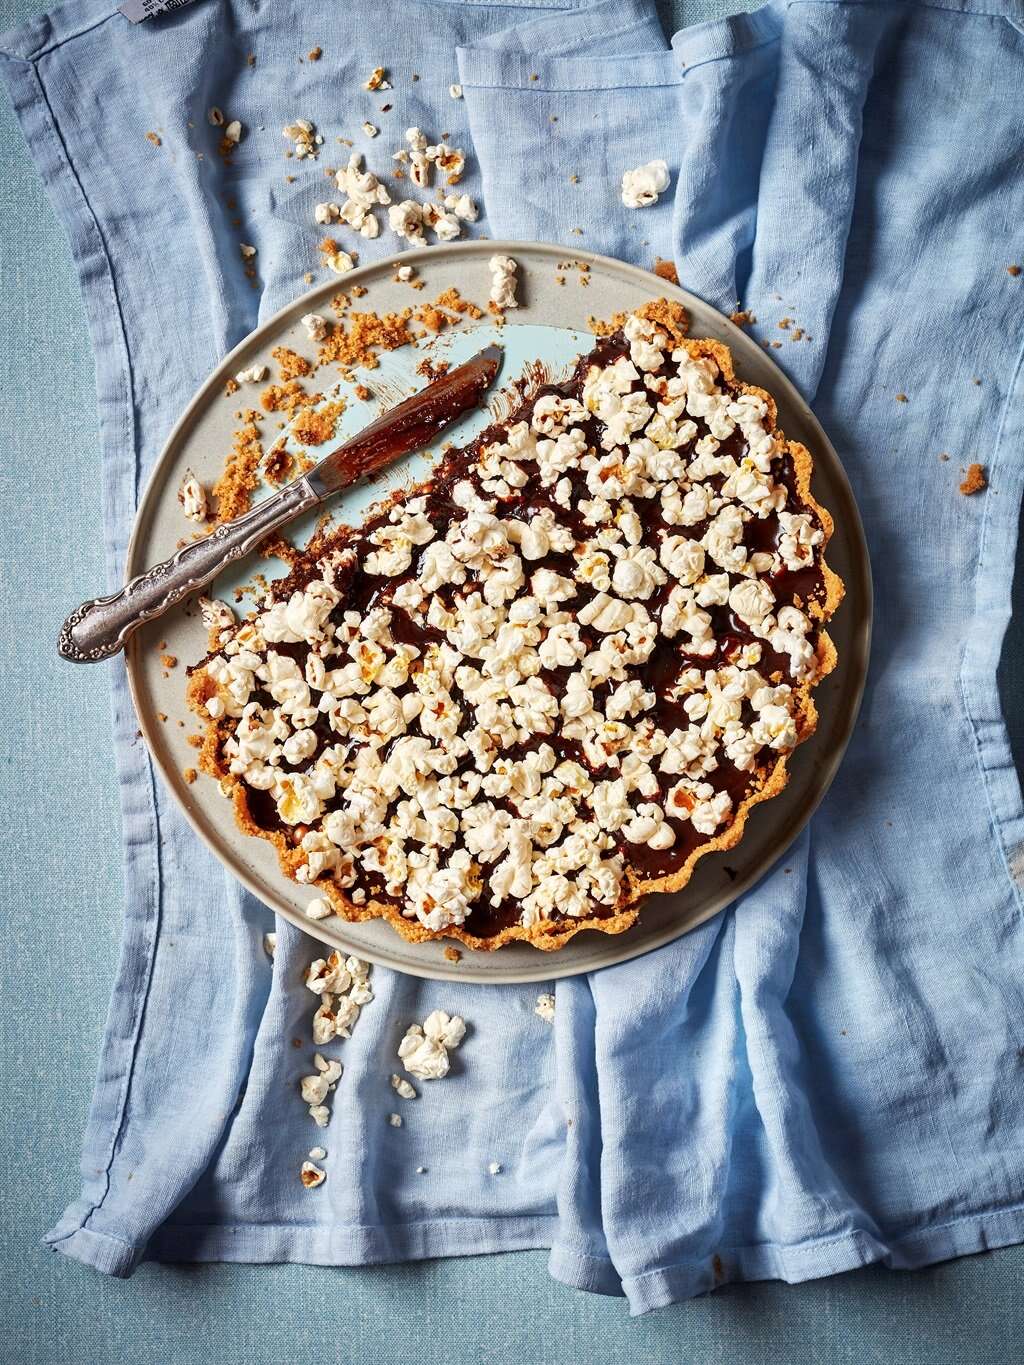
left=300, top=1161, right=326, bottom=1188
left=489, top=254, right=518, bottom=310
left=535, top=993, right=555, bottom=1023
left=387, top=1112, right=403, bottom=1127
left=398, top=1010, right=466, bottom=1080
left=322, top=244, right=355, bottom=275
left=391, top=1074, right=417, bottom=1099
left=301, top=312, right=330, bottom=342
left=621, top=159, right=670, bottom=208
left=388, top=200, right=427, bottom=245
left=282, top=118, right=320, bottom=159
left=364, top=67, right=390, bottom=90
left=234, top=363, right=268, bottom=384
left=450, top=84, right=463, bottom=99
left=334, top=152, right=391, bottom=238
left=178, top=469, right=207, bottom=523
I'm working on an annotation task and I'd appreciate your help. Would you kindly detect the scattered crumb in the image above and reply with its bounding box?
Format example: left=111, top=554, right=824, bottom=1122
left=488, top=1161, right=503, bottom=1175
left=390, top=1074, right=417, bottom=1099
left=959, top=462, right=987, bottom=496
left=387, top=1112, right=403, bottom=1128
left=290, top=399, right=347, bottom=447
left=534, top=993, right=555, bottom=1024
left=938, top=452, right=950, bottom=462
left=443, top=946, right=461, bottom=963
left=183, top=767, right=198, bottom=784
left=272, top=346, right=313, bottom=381
left=212, top=420, right=264, bottom=522
left=318, top=308, right=414, bottom=371
left=730, top=309, right=755, bottom=327
left=354, top=383, right=372, bottom=401
left=895, top=393, right=908, bottom=403
left=300, top=1161, right=326, bottom=1188
left=652, top=258, right=678, bottom=285
left=416, top=1166, right=427, bottom=1175
left=1008, top=265, right=1021, bottom=277
left=261, top=380, right=320, bottom=417
left=146, top=131, right=162, bottom=147
left=307, top=46, right=322, bottom=61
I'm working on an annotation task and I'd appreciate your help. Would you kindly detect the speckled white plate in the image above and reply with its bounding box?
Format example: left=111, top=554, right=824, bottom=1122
left=124, top=241, right=871, bottom=983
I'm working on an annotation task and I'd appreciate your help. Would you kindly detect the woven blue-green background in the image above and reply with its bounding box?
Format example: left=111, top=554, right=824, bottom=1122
left=2, top=0, right=1022, bottom=1359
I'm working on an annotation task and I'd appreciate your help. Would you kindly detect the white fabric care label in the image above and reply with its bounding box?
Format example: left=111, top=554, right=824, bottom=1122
left=119, top=0, right=201, bottom=23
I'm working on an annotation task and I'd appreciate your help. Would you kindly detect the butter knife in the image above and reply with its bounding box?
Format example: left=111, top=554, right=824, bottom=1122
left=59, top=344, right=503, bottom=663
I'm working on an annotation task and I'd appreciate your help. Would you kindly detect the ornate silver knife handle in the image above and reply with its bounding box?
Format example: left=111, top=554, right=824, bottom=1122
left=58, top=477, right=319, bottom=663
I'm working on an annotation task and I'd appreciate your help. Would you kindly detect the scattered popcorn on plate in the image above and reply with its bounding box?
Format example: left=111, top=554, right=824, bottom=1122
left=177, top=470, right=207, bottom=523
left=489, top=254, right=519, bottom=310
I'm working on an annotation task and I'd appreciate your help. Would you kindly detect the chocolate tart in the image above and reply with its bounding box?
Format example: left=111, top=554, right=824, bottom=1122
left=188, top=301, right=843, bottom=951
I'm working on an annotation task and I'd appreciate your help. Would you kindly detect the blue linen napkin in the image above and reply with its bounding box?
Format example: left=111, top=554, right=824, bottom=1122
left=4, top=0, right=1024, bottom=1314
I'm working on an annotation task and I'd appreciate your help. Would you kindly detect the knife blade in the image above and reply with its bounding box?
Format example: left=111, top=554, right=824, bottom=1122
left=309, top=343, right=502, bottom=495
left=59, top=343, right=504, bottom=663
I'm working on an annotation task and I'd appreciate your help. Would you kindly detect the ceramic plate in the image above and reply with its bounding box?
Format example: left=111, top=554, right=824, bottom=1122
left=124, top=241, right=871, bottom=982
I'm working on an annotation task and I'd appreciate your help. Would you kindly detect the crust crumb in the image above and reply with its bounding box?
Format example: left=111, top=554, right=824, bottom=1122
left=1008, top=264, right=1021, bottom=277
left=290, top=399, right=347, bottom=446
left=260, top=381, right=321, bottom=417
left=634, top=297, right=689, bottom=343
left=317, top=308, right=414, bottom=371
left=652, top=258, right=679, bottom=285
left=183, top=767, right=198, bottom=784
left=272, top=346, right=313, bottom=381
left=443, top=946, right=462, bottom=963
left=959, top=462, right=987, bottom=496
left=730, top=309, right=755, bottom=327
left=212, top=421, right=264, bottom=522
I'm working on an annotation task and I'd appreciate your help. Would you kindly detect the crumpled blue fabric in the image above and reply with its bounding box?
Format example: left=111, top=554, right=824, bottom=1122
left=4, top=0, right=1024, bottom=1315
